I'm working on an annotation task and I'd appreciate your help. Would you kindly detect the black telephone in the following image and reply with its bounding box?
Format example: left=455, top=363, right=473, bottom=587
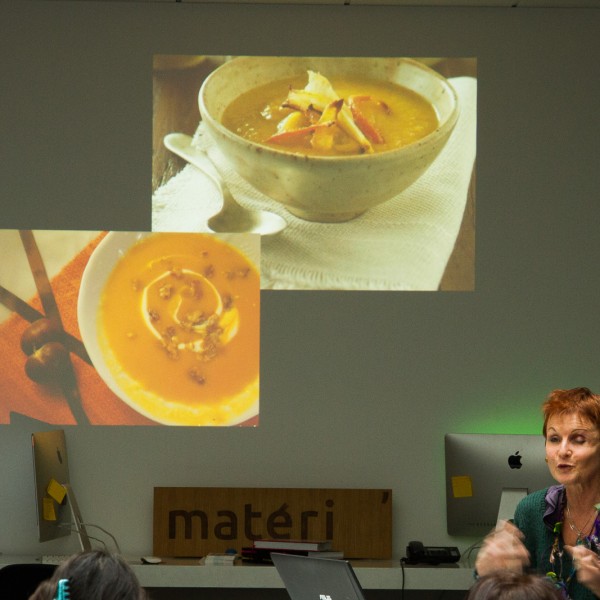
left=405, top=540, right=461, bottom=565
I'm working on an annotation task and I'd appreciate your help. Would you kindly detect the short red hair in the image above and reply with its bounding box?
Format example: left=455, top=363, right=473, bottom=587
left=542, top=387, right=600, bottom=436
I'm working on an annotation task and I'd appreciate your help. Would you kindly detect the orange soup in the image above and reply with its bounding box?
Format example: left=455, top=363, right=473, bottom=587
left=98, top=233, right=260, bottom=425
left=221, top=72, right=439, bottom=156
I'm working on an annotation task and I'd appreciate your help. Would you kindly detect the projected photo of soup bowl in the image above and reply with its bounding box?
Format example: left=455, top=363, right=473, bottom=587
left=78, top=232, right=260, bottom=426
left=198, top=56, right=459, bottom=223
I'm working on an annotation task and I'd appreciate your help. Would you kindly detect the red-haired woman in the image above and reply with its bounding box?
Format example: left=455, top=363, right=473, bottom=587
left=475, top=388, right=600, bottom=600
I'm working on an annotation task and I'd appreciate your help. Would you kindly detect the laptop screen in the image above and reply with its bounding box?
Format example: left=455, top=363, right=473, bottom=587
left=272, top=553, right=366, bottom=600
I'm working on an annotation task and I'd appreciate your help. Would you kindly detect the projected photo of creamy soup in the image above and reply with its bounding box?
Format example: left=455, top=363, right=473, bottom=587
left=79, top=232, right=260, bottom=426
left=152, top=55, right=477, bottom=291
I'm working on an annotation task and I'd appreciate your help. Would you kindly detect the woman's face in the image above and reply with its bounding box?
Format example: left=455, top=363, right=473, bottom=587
left=545, top=412, right=600, bottom=487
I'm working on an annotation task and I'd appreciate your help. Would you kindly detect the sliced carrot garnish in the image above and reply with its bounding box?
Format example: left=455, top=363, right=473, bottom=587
left=348, top=96, right=388, bottom=144
left=267, top=73, right=393, bottom=154
left=266, top=121, right=335, bottom=146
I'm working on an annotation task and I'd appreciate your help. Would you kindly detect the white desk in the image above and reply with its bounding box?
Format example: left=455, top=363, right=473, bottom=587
left=1, top=556, right=474, bottom=591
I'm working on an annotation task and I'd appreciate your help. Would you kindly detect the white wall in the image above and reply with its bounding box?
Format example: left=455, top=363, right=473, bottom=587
left=1, top=1, right=599, bottom=559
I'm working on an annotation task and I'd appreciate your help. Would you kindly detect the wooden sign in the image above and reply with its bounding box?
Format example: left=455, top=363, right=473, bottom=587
left=153, top=487, right=392, bottom=558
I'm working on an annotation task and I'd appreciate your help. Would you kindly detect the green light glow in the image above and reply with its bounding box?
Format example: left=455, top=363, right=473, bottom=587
left=453, top=388, right=546, bottom=435
left=459, top=415, right=542, bottom=435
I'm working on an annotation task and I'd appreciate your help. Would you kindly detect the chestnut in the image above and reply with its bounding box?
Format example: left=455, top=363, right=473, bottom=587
left=24, top=341, right=70, bottom=384
left=20, top=318, right=63, bottom=355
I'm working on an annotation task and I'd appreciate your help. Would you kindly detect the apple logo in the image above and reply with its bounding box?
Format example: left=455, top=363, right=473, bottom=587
left=508, top=451, right=523, bottom=469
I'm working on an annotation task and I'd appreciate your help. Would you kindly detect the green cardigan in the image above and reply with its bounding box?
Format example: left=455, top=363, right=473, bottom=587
left=514, top=487, right=598, bottom=600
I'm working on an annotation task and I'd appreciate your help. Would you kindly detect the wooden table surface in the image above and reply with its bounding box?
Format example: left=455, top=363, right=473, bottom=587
left=152, top=56, right=476, bottom=291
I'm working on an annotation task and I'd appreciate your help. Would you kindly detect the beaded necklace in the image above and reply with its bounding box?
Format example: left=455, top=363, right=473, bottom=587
left=546, top=500, right=600, bottom=599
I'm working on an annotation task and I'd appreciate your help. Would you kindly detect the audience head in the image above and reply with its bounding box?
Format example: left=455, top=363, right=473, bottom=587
left=28, top=550, right=146, bottom=600
left=467, top=572, right=562, bottom=600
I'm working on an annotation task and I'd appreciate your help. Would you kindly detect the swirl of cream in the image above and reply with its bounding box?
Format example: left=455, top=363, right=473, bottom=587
left=140, top=266, right=239, bottom=359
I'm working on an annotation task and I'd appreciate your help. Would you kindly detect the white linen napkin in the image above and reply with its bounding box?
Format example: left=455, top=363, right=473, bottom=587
left=152, top=76, right=477, bottom=290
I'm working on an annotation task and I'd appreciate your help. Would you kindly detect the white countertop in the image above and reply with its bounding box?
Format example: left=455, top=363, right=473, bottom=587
left=1, top=556, right=475, bottom=590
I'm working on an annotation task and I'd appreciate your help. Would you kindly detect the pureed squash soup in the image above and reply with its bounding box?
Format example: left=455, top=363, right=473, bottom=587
left=98, top=233, right=260, bottom=426
left=220, top=70, right=439, bottom=157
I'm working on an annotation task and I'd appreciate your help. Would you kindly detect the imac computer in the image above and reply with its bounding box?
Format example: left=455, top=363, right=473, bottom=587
left=31, top=429, right=92, bottom=551
left=444, top=433, right=555, bottom=538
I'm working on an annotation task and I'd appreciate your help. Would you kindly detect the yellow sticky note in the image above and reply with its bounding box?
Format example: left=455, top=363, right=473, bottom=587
left=451, top=475, right=473, bottom=498
left=43, top=497, right=57, bottom=521
left=47, top=478, right=67, bottom=504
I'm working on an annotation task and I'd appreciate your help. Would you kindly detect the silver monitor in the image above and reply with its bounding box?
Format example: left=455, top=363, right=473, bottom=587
left=444, top=433, right=555, bottom=537
left=31, top=429, right=92, bottom=551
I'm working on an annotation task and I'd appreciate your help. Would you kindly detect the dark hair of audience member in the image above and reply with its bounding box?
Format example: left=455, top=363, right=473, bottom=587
left=28, top=550, right=147, bottom=600
left=467, top=572, right=562, bottom=600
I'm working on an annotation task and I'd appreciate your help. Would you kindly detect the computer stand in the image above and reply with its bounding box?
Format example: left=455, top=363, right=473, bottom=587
left=63, top=483, right=92, bottom=552
left=496, top=487, right=528, bottom=526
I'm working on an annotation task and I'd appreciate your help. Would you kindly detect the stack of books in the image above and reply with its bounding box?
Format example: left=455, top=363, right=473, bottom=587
left=241, top=539, right=343, bottom=563
left=204, top=552, right=237, bottom=566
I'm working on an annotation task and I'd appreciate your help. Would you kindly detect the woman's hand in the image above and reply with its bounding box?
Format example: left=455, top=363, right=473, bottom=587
left=565, top=545, right=600, bottom=596
left=474, top=520, right=530, bottom=576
